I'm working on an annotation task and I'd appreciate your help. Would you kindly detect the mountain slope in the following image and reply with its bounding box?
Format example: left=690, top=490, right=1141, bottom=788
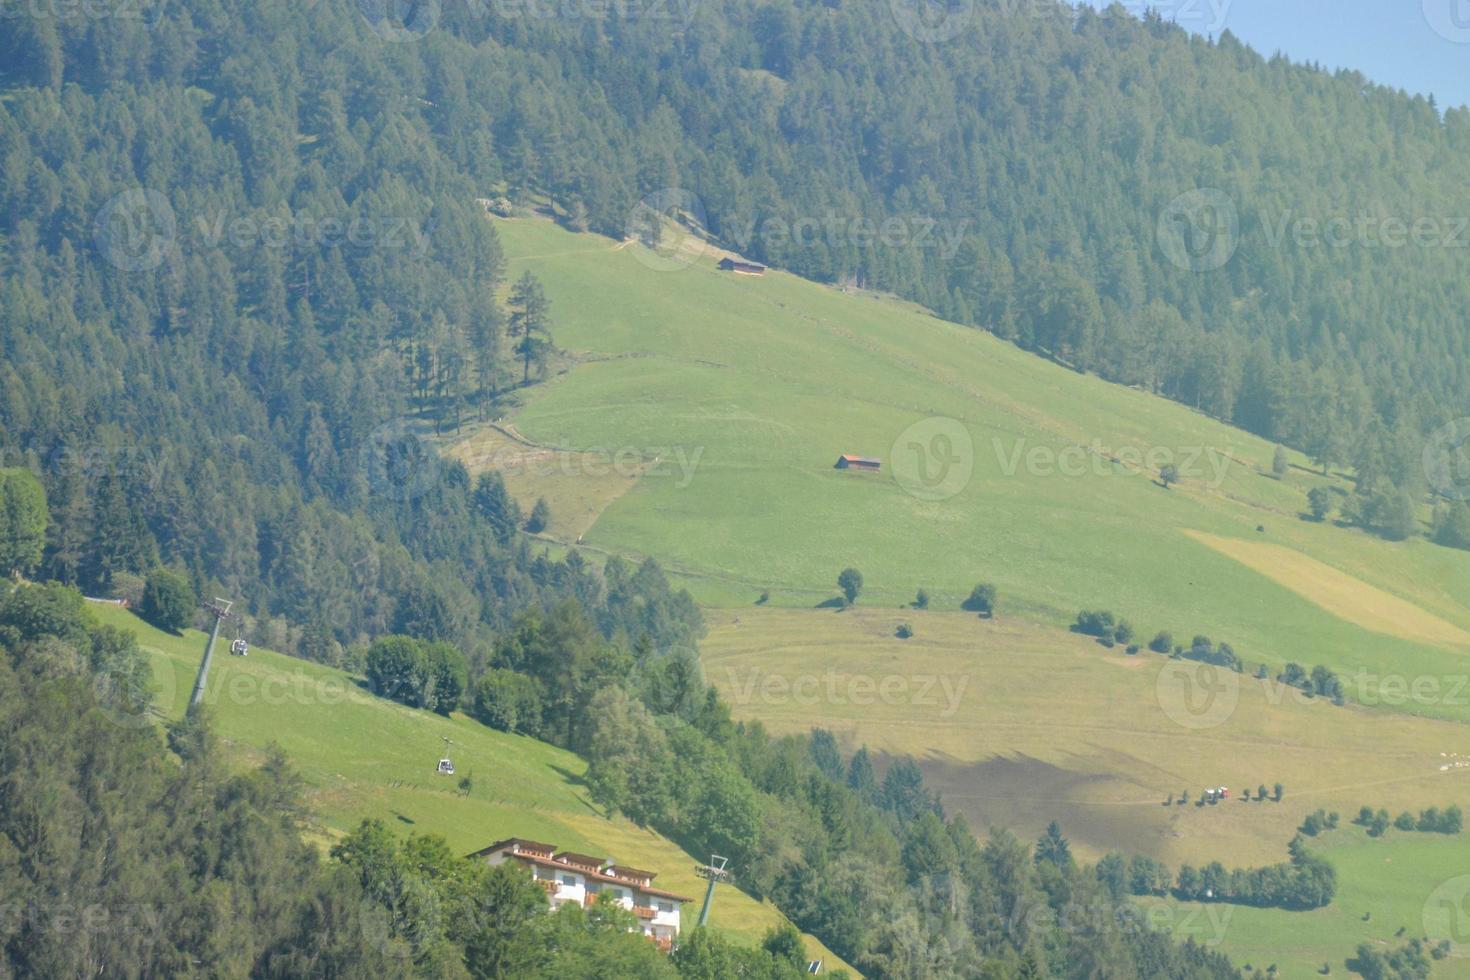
left=84, top=602, right=854, bottom=973
left=457, top=212, right=1470, bottom=980
left=474, top=215, right=1470, bottom=719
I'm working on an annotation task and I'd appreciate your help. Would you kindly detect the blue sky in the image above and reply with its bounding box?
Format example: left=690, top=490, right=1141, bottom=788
left=1075, top=0, right=1470, bottom=110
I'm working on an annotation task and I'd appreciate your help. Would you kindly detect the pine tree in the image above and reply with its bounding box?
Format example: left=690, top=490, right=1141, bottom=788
left=1035, top=821, right=1073, bottom=868
left=509, top=272, right=552, bottom=384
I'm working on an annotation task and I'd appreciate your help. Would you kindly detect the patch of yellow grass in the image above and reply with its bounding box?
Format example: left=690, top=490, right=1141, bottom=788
left=444, top=423, right=648, bottom=542
left=1185, top=530, right=1470, bottom=650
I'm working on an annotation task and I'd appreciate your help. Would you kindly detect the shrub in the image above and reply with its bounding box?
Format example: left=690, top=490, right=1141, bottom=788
left=1307, top=487, right=1333, bottom=521
left=896, top=623, right=913, bottom=639
left=838, top=568, right=864, bottom=606
left=1300, top=810, right=1330, bottom=836
left=366, top=635, right=466, bottom=714
left=526, top=497, right=551, bottom=533
left=963, top=582, right=997, bottom=616
left=914, top=589, right=929, bottom=610
left=366, top=635, right=428, bottom=705
left=1416, top=805, right=1462, bottom=834
left=1183, top=635, right=1243, bottom=671
left=1149, top=631, right=1173, bottom=654
left=109, top=571, right=147, bottom=607
left=423, top=641, right=468, bottom=715
left=1074, top=609, right=1116, bottom=638
left=140, top=567, right=194, bottom=634
left=1433, top=501, right=1470, bottom=551
left=471, top=669, right=544, bottom=735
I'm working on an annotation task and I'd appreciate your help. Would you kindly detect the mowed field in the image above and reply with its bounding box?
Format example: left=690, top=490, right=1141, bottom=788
left=449, top=216, right=1470, bottom=975
left=1140, top=829, right=1470, bottom=979
left=86, top=603, right=852, bottom=972
left=472, top=216, right=1470, bottom=724
left=701, top=605, right=1470, bottom=979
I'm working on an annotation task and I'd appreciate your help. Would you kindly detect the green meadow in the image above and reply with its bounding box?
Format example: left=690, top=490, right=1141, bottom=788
left=1140, top=829, right=1470, bottom=979
left=85, top=602, right=852, bottom=973
left=699, top=605, right=1470, bottom=977
left=482, top=216, right=1470, bottom=726
left=449, top=215, right=1470, bottom=975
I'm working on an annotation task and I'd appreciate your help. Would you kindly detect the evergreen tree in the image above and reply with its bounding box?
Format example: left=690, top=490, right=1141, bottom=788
left=1035, top=821, right=1073, bottom=869
left=0, top=468, right=47, bottom=577
left=509, top=272, right=552, bottom=385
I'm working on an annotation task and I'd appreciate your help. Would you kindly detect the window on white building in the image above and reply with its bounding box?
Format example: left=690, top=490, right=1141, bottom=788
left=561, top=874, right=576, bottom=886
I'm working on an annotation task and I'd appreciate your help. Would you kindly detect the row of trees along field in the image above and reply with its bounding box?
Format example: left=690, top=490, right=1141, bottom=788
left=2, top=579, right=1249, bottom=978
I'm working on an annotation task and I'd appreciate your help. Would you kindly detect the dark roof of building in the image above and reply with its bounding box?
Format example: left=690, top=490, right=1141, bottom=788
left=718, top=256, right=767, bottom=271
left=467, top=840, right=694, bottom=902
left=468, top=837, right=557, bottom=857
left=607, top=864, right=657, bottom=881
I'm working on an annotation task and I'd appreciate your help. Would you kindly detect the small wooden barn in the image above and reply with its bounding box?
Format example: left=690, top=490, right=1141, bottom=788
left=718, top=257, right=767, bottom=276
left=835, top=455, right=881, bottom=472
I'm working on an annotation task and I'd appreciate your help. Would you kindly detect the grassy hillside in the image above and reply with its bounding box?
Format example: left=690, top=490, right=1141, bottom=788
left=449, top=215, right=1470, bottom=978
left=1139, top=829, right=1470, bottom=979
left=699, top=605, right=1470, bottom=977
left=469, top=215, right=1470, bottom=725
left=86, top=602, right=853, bottom=974
left=698, top=607, right=1470, bottom=866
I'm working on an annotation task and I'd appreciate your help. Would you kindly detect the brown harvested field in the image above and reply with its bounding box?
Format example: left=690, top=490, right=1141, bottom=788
left=700, top=606, right=1470, bottom=867
left=1186, top=530, right=1470, bottom=650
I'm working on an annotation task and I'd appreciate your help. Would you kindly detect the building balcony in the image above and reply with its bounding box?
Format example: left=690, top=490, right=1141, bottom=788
left=633, top=906, right=657, bottom=920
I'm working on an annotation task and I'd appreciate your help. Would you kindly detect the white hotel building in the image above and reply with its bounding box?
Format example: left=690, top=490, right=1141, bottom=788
left=469, top=838, right=692, bottom=951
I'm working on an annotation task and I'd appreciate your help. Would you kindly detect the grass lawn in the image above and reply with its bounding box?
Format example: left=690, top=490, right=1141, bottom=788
left=1138, top=828, right=1470, bottom=979
left=701, top=605, right=1470, bottom=978
left=464, top=216, right=1470, bottom=728
left=699, top=606, right=1470, bottom=870
left=436, top=215, right=1470, bottom=973
left=86, top=602, right=854, bottom=974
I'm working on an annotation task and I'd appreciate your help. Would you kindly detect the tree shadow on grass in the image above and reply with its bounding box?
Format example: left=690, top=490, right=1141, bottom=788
left=550, top=763, right=588, bottom=789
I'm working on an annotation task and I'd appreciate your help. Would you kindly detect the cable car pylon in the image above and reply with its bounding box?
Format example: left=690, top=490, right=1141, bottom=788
left=188, top=597, right=235, bottom=715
